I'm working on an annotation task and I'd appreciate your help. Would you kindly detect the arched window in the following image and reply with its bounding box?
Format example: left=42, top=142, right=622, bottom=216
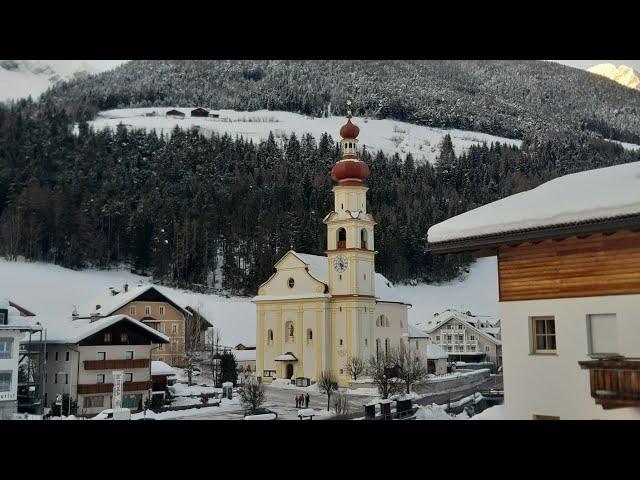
left=285, top=321, right=294, bottom=342
left=361, top=229, right=368, bottom=249
left=337, top=228, right=346, bottom=249
left=376, top=317, right=380, bottom=327
left=267, top=329, right=273, bottom=344
left=306, top=329, right=313, bottom=344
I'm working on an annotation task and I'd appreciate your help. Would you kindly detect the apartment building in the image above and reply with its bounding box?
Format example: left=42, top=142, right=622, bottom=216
left=416, top=309, right=502, bottom=368
left=77, top=284, right=211, bottom=367
left=26, top=314, right=169, bottom=416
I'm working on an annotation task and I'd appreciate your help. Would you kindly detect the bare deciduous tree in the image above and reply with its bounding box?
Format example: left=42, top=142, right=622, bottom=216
left=345, top=354, right=366, bottom=381
left=394, top=345, right=428, bottom=394
left=333, top=391, right=350, bottom=418
left=205, top=326, right=223, bottom=386
left=185, top=302, right=207, bottom=386
left=238, top=374, right=265, bottom=414
left=367, top=348, right=403, bottom=399
left=318, top=370, right=338, bottom=411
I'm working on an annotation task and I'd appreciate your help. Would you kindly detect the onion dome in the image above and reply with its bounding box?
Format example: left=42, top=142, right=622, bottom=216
left=331, top=158, right=370, bottom=183
left=339, top=118, right=360, bottom=139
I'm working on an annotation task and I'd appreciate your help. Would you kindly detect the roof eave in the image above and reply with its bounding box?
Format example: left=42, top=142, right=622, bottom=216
left=427, top=214, right=640, bottom=254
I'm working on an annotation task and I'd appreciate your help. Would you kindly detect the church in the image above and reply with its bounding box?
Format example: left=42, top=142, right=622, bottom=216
left=253, top=109, right=413, bottom=387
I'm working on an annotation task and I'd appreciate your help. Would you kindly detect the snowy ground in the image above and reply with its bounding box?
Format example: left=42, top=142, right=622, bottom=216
left=0, top=256, right=499, bottom=347
left=79, top=107, right=523, bottom=164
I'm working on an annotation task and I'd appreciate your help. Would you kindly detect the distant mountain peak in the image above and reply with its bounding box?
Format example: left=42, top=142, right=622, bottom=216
left=0, top=60, right=97, bottom=103
left=587, top=63, right=640, bottom=90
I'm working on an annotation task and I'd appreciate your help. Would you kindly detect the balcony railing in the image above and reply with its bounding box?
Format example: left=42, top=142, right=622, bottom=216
left=337, top=240, right=346, bottom=249
left=578, top=357, right=640, bottom=409
left=77, top=380, right=153, bottom=395
left=83, top=359, right=150, bottom=370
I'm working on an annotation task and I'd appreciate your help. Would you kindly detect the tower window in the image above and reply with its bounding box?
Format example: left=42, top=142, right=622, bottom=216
left=337, top=228, right=346, bottom=249
left=307, top=329, right=313, bottom=344
left=339, top=339, right=343, bottom=346
left=267, top=329, right=273, bottom=344
left=287, top=277, right=295, bottom=289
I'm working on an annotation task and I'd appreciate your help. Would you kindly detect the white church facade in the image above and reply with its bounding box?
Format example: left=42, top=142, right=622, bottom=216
left=253, top=112, right=412, bottom=387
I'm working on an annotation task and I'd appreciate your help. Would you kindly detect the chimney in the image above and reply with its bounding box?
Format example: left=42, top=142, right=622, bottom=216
left=124, top=283, right=129, bottom=293
left=109, top=287, right=116, bottom=296
left=90, top=313, right=99, bottom=323
left=72, top=306, right=79, bottom=321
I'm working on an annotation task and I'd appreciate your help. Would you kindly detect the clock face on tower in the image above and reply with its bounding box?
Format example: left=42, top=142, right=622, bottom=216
left=333, top=255, right=349, bottom=273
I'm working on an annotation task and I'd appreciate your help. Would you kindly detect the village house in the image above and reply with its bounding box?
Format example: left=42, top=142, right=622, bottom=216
left=25, top=314, right=169, bottom=416
left=0, top=300, right=43, bottom=419
left=253, top=111, right=412, bottom=387
left=77, top=284, right=212, bottom=367
left=407, top=325, right=448, bottom=375
left=190, top=107, right=209, bottom=117
left=427, top=161, right=640, bottom=419
left=415, top=309, right=502, bottom=369
left=166, top=109, right=185, bottom=118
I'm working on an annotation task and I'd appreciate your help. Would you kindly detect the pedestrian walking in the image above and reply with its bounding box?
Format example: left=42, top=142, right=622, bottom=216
left=305, top=393, right=310, bottom=408
left=295, top=395, right=299, bottom=408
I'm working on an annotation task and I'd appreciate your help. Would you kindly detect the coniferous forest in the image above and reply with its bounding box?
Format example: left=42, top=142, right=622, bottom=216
left=1, top=60, right=639, bottom=295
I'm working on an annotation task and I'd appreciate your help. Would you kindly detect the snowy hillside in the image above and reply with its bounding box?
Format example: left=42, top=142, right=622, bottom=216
left=0, top=257, right=499, bottom=346
left=81, top=108, right=523, bottom=164
left=0, top=60, right=97, bottom=103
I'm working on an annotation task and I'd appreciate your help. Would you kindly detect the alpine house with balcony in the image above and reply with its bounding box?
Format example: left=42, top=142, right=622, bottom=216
left=427, top=161, right=640, bottom=420
left=25, top=313, right=169, bottom=416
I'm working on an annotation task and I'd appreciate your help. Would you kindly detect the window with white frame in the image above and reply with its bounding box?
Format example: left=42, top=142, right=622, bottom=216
left=159, top=305, right=165, bottom=315
left=124, top=373, right=133, bottom=383
left=84, top=396, right=104, bottom=408
left=130, top=305, right=136, bottom=315
left=96, top=374, right=105, bottom=384
left=97, top=351, right=106, bottom=360
left=0, top=338, right=13, bottom=359
left=125, top=351, right=134, bottom=360
left=172, top=324, right=178, bottom=334
left=587, top=313, right=618, bottom=356
left=0, top=372, right=11, bottom=392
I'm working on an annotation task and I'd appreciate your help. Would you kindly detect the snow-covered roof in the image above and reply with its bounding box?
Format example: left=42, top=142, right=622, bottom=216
left=274, top=353, right=298, bottom=361
left=428, top=161, right=640, bottom=244
left=292, top=252, right=329, bottom=285
left=151, top=360, right=176, bottom=376
left=31, top=314, right=170, bottom=344
left=426, top=344, right=448, bottom=359
left=77, top=284, right=190, bottom=318
left=276, top=252, right=409, bottom=305
left=232, top=349, right=256, bottom=362
left=0, top=299, right=40, bottom=331
left=407, top=324, right=428, bottom=339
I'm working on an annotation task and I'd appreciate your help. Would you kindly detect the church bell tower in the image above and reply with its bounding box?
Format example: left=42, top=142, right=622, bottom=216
left=325, top=102, right=377, bottom=297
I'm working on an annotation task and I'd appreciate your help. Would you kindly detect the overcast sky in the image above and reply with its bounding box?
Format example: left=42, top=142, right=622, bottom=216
left=84, top=60, right=640, bottom=73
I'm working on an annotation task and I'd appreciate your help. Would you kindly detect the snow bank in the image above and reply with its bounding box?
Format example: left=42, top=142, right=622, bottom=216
left=428, top=161, right=640, bottom=243
left=470, top=404, right=506, bottom=420
left=81, top=108, right=522, bottom=165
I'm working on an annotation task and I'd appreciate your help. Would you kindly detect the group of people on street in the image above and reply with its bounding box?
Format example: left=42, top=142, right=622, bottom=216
left=295, top=393, right=310, bottom=409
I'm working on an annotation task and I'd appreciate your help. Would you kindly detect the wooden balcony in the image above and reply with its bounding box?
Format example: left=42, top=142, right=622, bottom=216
left=83, top=358, right=150, bottom=370
left=77, top=380, right=153, bottom=395
left=578, top=357, right=640, bottom=409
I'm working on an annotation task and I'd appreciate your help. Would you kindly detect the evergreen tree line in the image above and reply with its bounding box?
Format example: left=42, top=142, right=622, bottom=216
left=1, top=102, right=638, bottom=295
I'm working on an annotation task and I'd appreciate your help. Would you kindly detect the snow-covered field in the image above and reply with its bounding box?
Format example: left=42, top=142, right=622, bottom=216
left=0, top=256, right=498, bottom=346
left=81, top=107, right=523, bottom=164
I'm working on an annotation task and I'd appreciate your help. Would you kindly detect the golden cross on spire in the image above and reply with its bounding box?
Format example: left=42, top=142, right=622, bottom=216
left=346, top=99, right=352, bottom=119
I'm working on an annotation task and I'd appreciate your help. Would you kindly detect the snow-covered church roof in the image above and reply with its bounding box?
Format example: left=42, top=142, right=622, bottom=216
left=290, top=252, right=409, bottom=305
left=428, top=161, right=640, bottom=245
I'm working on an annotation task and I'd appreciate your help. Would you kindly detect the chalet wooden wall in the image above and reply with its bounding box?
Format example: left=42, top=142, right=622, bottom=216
left=498, top=229, right=640, bottom=301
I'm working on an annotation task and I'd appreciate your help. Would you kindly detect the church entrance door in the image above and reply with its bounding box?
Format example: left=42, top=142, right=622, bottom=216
left=286, top=363, right=294, bottom=379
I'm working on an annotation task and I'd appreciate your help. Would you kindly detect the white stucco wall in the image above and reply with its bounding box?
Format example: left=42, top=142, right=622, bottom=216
left=501, top=294, right=640, bottom=420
